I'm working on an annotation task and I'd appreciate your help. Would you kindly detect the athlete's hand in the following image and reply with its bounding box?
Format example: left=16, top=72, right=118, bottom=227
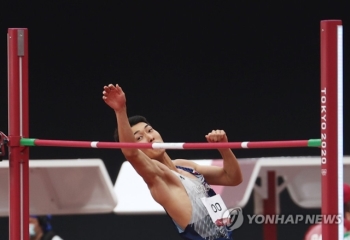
left=102, top=84, right=126, bottom=111
left=205, top=130, right=228, bottom=143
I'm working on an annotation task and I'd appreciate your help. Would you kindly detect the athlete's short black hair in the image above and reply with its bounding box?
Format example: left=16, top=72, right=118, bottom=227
left=114, top=115, right=151, bottom=142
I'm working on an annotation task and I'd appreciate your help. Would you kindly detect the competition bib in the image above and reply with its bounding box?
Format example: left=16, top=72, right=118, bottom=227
left=201, top=195, right=228, bottom=224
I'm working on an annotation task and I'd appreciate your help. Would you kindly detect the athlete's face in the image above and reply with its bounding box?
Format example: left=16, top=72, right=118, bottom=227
left=131, top=122, right=165, bottom=159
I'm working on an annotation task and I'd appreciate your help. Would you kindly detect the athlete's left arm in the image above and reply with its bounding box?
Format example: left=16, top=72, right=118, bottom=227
left=194, top=130, right=243, bottom=186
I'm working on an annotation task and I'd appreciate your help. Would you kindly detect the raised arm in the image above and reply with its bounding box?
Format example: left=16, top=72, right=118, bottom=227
left=102, top=84, right=161, bottom=184
left=179, top=130, right=243, bottom=186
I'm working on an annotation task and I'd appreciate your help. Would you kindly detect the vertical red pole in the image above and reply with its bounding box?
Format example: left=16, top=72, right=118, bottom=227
left=21, top=28, right=30, bottom=240
left=8, top=28, right=29, bottom=240
left=320, top=20, right=343, bottom=240
left=263, top=171, right=277, bottom=240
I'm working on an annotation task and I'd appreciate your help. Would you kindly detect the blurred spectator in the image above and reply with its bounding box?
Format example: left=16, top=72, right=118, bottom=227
left=29, top=215, right=63, bottom=240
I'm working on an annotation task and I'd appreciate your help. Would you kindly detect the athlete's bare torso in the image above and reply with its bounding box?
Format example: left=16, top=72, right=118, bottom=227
left=149, top=159, right=199, bottom=229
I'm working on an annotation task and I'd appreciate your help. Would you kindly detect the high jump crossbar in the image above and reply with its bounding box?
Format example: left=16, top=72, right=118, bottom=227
left=19, top=138, right=321, bottom=149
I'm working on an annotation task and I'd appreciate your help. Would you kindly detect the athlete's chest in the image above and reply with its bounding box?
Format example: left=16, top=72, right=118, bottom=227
left=154, top=161, right=200, bottom=180
left=176, top=168, right=199, bottom=180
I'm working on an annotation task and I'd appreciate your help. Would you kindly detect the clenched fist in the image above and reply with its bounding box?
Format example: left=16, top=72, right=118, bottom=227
left=205, top=130, right=228, bottom=143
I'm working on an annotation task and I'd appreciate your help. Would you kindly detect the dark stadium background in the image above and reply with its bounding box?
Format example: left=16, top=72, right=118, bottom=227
left=1, top=2, right=349, bottom=239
